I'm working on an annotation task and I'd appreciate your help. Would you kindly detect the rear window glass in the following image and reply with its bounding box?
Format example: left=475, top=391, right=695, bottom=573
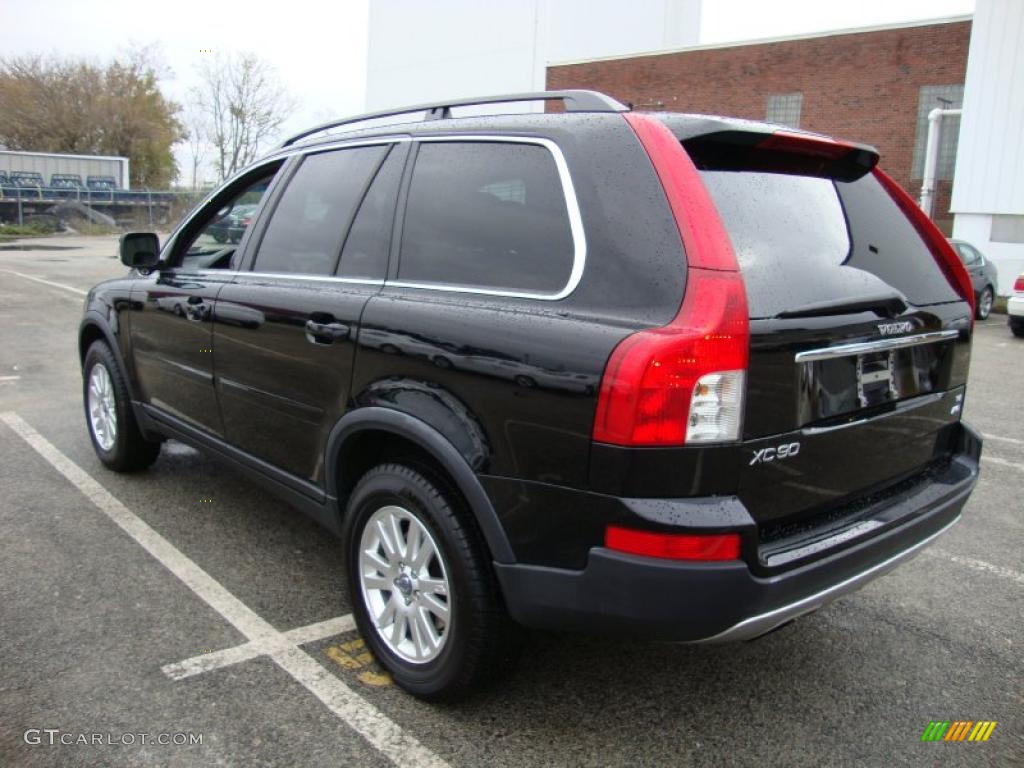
left=398, top=142, right=575, bottom=294
left=699, top=169, right=960, bottom=318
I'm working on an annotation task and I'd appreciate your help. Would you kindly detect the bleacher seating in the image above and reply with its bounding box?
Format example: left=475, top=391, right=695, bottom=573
left=0, top=169, right=181, bottom=209
left=13, top=172, right=44, bottom=197
left=50, top=174, right=85, bottom=189
left=86, top=175, right=118, bottom=190
left=48, top=174, right=87, bottom=200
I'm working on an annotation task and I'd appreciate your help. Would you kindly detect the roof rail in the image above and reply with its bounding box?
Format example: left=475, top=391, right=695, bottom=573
left=279, top=89, right=628, bottom=148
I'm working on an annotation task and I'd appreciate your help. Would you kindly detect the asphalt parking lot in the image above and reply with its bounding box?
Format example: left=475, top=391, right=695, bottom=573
left=1, top=234, right=1021, bottom=768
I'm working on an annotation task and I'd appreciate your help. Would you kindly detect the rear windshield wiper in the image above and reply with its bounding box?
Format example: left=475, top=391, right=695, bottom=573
left=775, top=294, right=908, bottom=319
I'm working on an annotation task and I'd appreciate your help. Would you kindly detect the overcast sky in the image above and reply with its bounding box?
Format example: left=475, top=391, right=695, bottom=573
left=0, top=0, right=974, bottom=184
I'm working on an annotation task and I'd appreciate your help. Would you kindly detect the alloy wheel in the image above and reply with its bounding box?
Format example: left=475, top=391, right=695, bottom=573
left=979, top=288, right=993, bottom=319
left=87, top=363, right=117, bottom=451
left=358, top=504, right=452, bottom=664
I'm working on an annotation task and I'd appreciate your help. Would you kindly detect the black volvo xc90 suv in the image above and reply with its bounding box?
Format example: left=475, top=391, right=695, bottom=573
left=80, top=90, right=982, bottom=700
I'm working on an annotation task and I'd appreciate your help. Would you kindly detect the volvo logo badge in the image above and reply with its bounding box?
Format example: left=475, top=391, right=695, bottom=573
left=877, top=320, right=914, bottom=336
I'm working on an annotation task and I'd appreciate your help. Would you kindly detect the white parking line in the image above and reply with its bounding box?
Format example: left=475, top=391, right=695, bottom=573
left=163, top=614, right=357, bottom=680
left=983, top=433, right=1024, bottom=447
left=0, top=270, right=88, bottom=296
left=0, top=411, right=448, bottom=768
left=0, top=375, right=20, bottom=382
left=982, top=456, right=1024, bottom=473
left=923, top=548, right=1024, bottom=586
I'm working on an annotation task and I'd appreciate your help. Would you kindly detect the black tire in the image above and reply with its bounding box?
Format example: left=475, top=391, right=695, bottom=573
left=1010, top=317, right=1024, bottom=338
left=976, top=286, right=994, bottom=320
left=83, top=341, right=161, bottom=472
left=343, top=463, right=519, bottom=701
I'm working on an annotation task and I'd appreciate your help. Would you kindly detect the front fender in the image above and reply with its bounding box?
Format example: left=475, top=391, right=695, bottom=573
left=325, top=404, right=514, bottom=564
left=79, top=310, right=129, bottom=383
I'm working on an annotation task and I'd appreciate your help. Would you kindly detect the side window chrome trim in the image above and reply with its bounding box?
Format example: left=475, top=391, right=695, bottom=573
left=164, top=138, right=410, bottom=253
left=214, top=270, right=384, bottom=286
left=392, top=135, right=586, bottom=302
left=182, top=134, right=585, bottom=301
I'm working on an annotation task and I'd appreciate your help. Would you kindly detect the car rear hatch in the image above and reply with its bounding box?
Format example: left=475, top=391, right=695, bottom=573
left=678, top=127, right=974, bottom=566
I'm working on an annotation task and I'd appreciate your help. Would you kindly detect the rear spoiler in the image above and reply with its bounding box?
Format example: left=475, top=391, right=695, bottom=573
left=682, top=129, right=879, bottom=182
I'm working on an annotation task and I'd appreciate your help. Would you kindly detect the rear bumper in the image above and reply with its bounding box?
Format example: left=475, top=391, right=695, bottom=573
left=1007, top=295, right=1024, bottom=319
left=495, top=422, right=981, bottom=642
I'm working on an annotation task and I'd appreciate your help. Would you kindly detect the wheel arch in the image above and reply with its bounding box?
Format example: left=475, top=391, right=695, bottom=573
left=79, top=313, right=132, bottom=385
left=79, top=313, right=154, bottom=438
left=326, top=407, right=515, bottom=564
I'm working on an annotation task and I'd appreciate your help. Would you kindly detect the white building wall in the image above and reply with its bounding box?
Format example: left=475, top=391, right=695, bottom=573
left=951, top=0, right=1024, bottom=295
left=365, top=0, right=700, bottom=112
left=0, top=151, right=129, bottom=189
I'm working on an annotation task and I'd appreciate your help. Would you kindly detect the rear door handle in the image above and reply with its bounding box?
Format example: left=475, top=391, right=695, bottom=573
left=305, top=317, right=350, bottom=344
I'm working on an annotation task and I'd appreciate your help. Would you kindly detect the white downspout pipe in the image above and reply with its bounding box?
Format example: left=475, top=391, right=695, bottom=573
left=919, top=107, right=962, bottom=217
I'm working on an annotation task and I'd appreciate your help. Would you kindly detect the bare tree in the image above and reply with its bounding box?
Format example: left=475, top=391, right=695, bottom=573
left=183, top=105, right=207, bottom=191
left=192, top=52, right=293, bottom=182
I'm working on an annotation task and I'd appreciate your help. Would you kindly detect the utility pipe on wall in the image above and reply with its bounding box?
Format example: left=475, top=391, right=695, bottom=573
left=919, top=107, right=963, bottom=217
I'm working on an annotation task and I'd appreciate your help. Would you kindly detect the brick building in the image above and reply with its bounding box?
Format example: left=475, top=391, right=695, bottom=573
left=547, top=16, right=971, bottom=232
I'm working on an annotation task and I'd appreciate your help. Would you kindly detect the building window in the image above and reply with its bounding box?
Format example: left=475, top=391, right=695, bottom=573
left=766, top=93, right=803, bottom=128
left=911, top=84, right=964, bottom=180
left=991, top=215, right=1024, bottom=244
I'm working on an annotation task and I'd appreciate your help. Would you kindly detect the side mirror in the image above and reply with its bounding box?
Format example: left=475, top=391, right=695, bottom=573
left=120, top=232, right=160, bottom=269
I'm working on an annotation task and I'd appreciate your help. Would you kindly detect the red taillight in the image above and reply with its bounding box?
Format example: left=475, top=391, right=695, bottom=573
left=873, top=168, right=976, bottom=318
left=605, top=525, right=741, bottom=561
left=1014, top=275, right=1024, bottom=293
left=593, top=269, right=748, bottom=445
left=593, top=113, right=749, bottom=447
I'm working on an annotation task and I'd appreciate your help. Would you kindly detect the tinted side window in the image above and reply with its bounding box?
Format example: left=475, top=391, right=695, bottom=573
left=253, top=146, right=387, bottom=275
left=398, top=142, right=574, bottom=293
left=339, top=145, right=403, bottom=279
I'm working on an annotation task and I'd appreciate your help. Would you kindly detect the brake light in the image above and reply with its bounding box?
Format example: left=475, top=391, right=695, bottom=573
left=593, top=270, right=748, bottom=445
left=605, top=526, right=741, bottom=561
left=758, top=130, right=857, bottom=160
left=593, top=114, right=748, bottom=446
left=873, top=168, right=976, bottom=318
left=1014, top=275, right=1024, bottom=293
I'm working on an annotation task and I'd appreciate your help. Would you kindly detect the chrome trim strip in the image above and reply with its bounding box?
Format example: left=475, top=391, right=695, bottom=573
left=162, top=139, right=410, bottom=255
left=170, top=135, right=585, bottom=301
left=693, top=515, right=960, bottom=644
left=227, top=271, right=384, bottom=286
left=293, top=136, right=411, bottom=155
left=794, top=330, right=959, bottom=363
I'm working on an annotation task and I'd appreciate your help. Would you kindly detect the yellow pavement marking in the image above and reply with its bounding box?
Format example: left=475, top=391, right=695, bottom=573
left=326, top=639, right=393, bottom=688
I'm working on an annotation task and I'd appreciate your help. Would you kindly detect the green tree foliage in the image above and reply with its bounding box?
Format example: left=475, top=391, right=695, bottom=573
left=0, top=51, right=184, bottom=188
